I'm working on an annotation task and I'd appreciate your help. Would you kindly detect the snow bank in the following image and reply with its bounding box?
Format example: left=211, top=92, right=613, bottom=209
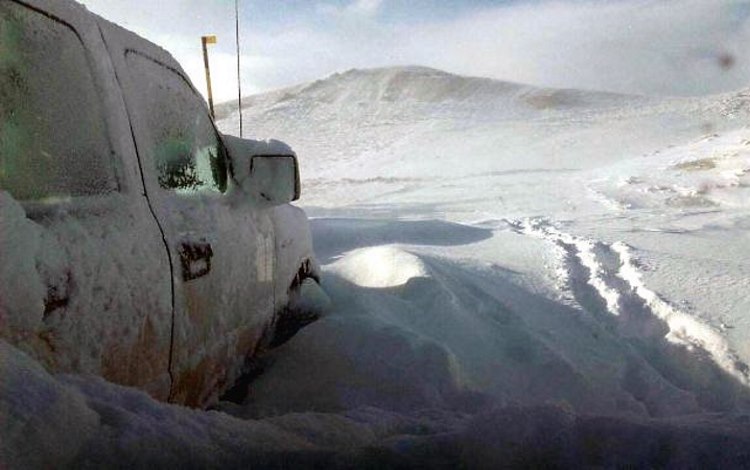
left=0, top=341, right=98, bottom=469
left=2, top=338, right=444, bottom=467
left=235, top=222, right=749, bottom=419
left=3, top=336, right=750, bottom=469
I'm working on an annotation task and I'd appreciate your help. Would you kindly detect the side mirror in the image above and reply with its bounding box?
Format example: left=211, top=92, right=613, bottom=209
left=250, top=154, right=300, bottom=204
left=222, top=135, right=301, bottom=204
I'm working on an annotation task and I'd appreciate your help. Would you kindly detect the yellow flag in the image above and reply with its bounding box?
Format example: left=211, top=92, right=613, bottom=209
left=203, top=35, right=217, bottom=44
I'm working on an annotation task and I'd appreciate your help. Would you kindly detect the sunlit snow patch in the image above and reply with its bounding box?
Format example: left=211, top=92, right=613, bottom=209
left=587, top=128, right=750, bottom=211
left=327, top=246, right=429, bottom=288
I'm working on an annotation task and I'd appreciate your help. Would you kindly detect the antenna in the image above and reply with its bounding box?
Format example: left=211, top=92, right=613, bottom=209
left=235, top=0, right=243, bottom=137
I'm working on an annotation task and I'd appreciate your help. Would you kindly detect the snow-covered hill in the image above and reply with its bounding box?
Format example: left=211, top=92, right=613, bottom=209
left=216, top=66, right=636, bottom=123
left=219, top=67, right=748, bottom=205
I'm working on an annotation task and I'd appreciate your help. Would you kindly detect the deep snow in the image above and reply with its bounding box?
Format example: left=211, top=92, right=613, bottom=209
left=3, top=66, right=750, bottom=467
left=217, top=68, right=750, bottom=416
left=218, top=67, right=750, bottom=459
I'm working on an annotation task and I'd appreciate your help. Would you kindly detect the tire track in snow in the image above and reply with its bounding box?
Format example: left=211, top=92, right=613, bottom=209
left=612, top=242, right=750, bottom=383
left=508, top=217, right=750, bottom=390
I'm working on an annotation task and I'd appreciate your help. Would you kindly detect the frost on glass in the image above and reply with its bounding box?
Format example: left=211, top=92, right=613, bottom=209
left=125, top=52, right=227, bottom=194
left=0, top=2, right=117, bottom=201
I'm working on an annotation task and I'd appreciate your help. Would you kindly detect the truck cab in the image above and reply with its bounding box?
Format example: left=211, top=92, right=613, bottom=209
left=0, top=0, right=320, bottom=407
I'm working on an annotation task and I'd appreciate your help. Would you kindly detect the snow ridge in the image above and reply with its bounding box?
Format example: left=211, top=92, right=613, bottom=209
left=612, top=241, right=749, bottom=384
left=510, top=217, right=749, bottom=389
left=216, top=66, right=633, bottom=121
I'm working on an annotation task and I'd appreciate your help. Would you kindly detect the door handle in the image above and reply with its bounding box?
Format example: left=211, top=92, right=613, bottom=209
left=178, top=239, right=213, bottom=281
left=44, top=270, right=72, bottom=319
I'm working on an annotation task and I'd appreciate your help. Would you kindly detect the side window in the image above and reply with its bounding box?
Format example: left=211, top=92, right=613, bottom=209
left=0, top=2, right=117, bottom=201
left=124, top=51, right=227, bottom=194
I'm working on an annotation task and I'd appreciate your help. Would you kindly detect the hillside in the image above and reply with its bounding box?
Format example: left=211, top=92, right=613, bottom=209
left=218, top=67, right=748, bottom=188
left=215, top=66, right=636, bottom=121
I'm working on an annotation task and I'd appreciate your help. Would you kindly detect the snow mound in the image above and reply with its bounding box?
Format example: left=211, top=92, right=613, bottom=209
left=0, top=341, right=98, bottom=469
left=232, top=218, right=750, bottom=420
left=328, top=246, right=430, bottom=288
left=4, top=334, right=749, bottom=468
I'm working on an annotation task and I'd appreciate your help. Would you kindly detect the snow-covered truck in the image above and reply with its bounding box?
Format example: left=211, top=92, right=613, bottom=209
left=0, top=0, right=321, bottom=407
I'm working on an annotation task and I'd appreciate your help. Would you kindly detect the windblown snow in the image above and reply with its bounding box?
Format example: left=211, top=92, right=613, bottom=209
left=4, top=66, right=750, bottom=467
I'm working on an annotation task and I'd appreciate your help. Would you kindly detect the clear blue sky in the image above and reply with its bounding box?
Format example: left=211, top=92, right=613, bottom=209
left=80, top=0, right=750, bottom=102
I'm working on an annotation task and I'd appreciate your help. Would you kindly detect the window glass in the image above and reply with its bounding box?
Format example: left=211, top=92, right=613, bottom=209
left=0, top=2, right=117, bottom=201
left=124, top=51, right=227, bottom=194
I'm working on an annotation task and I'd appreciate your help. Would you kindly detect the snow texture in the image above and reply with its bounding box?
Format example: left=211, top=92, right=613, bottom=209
left=2, top=337, right=750, bottom=468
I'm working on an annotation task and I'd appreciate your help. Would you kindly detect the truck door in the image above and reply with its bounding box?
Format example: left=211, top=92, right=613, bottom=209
left=0, top=0, right=173, bottom=399
left=98, top=21, right=276, bottom=406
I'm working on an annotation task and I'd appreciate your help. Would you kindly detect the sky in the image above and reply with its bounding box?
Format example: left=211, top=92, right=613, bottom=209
left=79, top=0, right=750, bottom=103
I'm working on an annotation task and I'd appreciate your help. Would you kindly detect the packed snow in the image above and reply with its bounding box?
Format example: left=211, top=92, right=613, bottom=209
left=4, top=66, right=750, bottom=467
